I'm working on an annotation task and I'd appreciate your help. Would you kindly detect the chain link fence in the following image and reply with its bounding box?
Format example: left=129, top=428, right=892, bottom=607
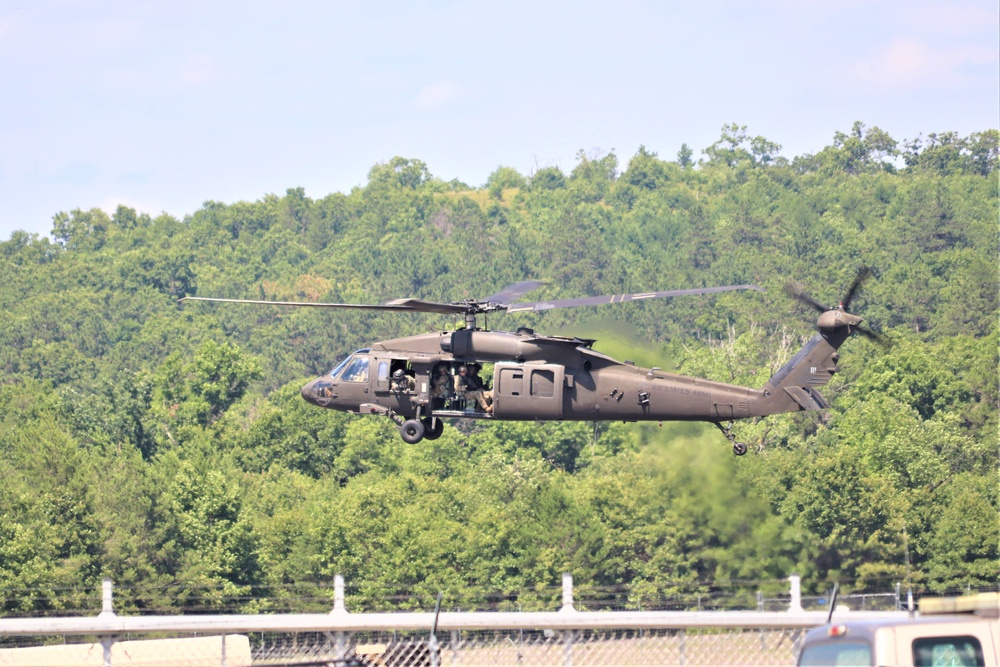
left=0, top=628, right=807, bottom=666
left=251, top=627, right=805, bottom=666
left=3, top=575, right=991, bottom=666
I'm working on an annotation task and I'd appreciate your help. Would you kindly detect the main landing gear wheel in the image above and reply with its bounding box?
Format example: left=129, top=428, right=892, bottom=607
left=421, top=417, right=444, bottom=440
left=714, top=421, right=748, bottom=456
left=400, top=419, right=425, bottom=444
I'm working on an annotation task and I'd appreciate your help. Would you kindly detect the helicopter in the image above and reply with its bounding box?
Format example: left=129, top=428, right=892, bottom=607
left=180, top=271, right=880, bottom=455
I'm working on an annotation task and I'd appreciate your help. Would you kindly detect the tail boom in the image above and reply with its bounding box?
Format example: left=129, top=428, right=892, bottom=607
left=751, top=329, right=851, bottom=417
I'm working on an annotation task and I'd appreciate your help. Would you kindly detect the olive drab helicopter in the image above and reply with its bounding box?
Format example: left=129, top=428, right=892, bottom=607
left=180, top=271, right=881, bottom=455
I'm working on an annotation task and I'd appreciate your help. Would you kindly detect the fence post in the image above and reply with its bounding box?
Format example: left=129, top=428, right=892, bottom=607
left=560, top=573, right=575, bottom=612
left=100, top=578, right=114, bottom=617
left=333, top=574, right=347, bottom=613
left=560, top=573, right=575, bottom=666
left=98, top=578, right=115, bottom=667
left=330, top=574, right=349, bottom=665
left=788, top=574, right=803, bottom=612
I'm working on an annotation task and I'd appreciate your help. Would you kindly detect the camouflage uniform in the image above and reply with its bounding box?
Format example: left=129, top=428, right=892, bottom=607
left=454, top=366, right=492, bottom=413
left=431, top=368, right=453, bottom=400
left=468, top=366, right=494, bottom=406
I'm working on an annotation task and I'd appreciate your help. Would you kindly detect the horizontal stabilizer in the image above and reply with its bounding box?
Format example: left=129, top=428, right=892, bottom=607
left=783, top=386, right=830, bottom=411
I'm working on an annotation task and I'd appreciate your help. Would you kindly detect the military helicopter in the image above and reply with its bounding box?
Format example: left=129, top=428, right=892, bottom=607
left=180, top=272, right=879, bottom=455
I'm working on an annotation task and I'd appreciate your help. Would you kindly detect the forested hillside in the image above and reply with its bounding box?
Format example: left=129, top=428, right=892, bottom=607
left=1, top=123, right=997, bottom=615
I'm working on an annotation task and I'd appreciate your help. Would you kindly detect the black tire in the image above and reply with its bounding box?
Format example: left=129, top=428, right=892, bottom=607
left=422, top=417, right=444, bottom=440
left=400, top=419, right=425, bottom=444
left=733, top=442, right=748, bottom=456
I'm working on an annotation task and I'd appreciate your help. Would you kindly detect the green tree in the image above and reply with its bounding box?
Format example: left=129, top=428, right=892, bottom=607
left=677, top=143, right=694, bottom=168
left=485, top=165, right=527, bottom=200
left=149, top=340, right=263, bottom=449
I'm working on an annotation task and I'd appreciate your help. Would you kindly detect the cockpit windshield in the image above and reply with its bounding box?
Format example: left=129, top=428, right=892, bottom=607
left=338, top=356, right=370, bottom=383
left=329, top=356, right=352, bottom=378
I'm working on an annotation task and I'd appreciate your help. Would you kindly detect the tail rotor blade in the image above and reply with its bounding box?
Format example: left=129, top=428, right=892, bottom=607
left=857, top=325, right=890, bottom=349
left=787, top=270, right=886, bottom=346
left=842, top=267, right=872, bottom=310
left=784, top=282, right=828, bottom=314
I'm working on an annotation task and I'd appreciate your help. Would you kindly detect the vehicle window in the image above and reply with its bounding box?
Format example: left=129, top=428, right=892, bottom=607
left=912, top=636, right=984, bottom=667
left=329, top=356, right=352, bottom=378
left=798, top=642, right=872, bottom=666
left=530, top=369, right=555, bottom=397
left=500, top=368, right=523, bottom=396
left=340, top=357, right=370, bottom=383
left=377, top=361, right=389, bottom=383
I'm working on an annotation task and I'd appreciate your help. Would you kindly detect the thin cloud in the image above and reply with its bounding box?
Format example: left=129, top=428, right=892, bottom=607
left=413, top=80, right=462, bottom=111
left=176, top=53, right=217, bottom=86
left=41, top=162, right=101, bottom=186
left=913, top=4, right=997, bottom=33
left=88, top=18, right=139, bottom=48
left=849, top=37, right=996, bottom=88
left=359, top=72, right=401, bottom=91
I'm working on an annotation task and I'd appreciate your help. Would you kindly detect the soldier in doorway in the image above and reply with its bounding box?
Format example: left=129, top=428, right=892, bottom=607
left=391, top=368, right=415, bottom=392
left=467, top=363, right=493, bottom=408
left=430, top=364, right=453, bottom=408
left=454, top=364, right=492, bottom=413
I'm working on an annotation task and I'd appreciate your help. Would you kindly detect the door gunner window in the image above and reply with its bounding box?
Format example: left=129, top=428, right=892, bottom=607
left=340, top=357, right=370, bottom=383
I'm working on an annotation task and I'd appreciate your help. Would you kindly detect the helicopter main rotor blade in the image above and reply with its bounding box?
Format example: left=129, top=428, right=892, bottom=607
left=505, top=284, right=764, bottom=313
left=482, top=280, right=547, bottom=305
left=178, top=296, right=469, bottom=315
left=181, top=282, right=765, bottom=319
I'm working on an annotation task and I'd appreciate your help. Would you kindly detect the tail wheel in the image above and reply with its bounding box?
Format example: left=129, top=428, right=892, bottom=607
left=400, top=419, right=425, bottom=444
left=733, top=442, right=748, bottom=456
left=421, top=417, right=444, bottom=440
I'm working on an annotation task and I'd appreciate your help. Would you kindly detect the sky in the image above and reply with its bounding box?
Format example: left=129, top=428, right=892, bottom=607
left=1, top=0, right=997, bottom=241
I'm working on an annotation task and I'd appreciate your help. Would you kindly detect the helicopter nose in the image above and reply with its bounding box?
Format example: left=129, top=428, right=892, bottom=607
left=301, top=379, right=318, bottom=404
left=301, top=378, right=335, bottom=407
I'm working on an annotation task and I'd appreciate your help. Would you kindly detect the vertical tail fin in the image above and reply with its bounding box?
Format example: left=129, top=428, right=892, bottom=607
left=751, top=306, right=861, bottom=415
left=755, top=330, right=848, bottom=415
left=752, top=269, right=881, bottom=417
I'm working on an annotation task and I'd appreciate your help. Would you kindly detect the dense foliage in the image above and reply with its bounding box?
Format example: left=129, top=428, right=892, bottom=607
left=1, top=123, right=997, bottom=615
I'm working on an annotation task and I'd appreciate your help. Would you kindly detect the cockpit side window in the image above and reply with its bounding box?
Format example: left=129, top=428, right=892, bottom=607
left=340, top=357, right=370, bottom=383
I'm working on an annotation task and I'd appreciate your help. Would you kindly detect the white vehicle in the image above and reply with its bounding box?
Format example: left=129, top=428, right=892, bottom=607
left=797, top=593, right=998, bottom=666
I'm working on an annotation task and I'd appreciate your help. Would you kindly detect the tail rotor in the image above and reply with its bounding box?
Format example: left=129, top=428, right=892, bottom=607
left=784, top=267, right=886, bottom=346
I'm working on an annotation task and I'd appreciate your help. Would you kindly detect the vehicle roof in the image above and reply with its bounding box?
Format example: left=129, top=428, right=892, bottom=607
left=802, top=613, right=996, bottom=643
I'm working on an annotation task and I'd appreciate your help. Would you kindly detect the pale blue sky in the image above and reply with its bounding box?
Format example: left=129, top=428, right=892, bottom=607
left=1, top=0, right=997, bottom=241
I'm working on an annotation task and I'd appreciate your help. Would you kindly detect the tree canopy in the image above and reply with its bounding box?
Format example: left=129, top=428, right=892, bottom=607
left=1, top=123, right=996, bottom=615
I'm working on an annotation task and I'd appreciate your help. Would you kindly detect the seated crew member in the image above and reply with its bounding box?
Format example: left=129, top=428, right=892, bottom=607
left=454, top=364, right=492, bottom=413
left=430, top=365, right=453, bottom=406
left=342, top=358, right=368, bottom=383
left=467, top=363, right=493, bottom=407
